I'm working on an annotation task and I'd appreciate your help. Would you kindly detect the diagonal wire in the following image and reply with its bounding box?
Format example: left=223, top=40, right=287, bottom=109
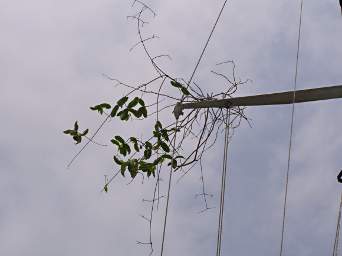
left=160, top=119, right=178, bottom=256
left=333, top=192, right=342, bottom=256
left=279, top=1, right=304, bottom=255
left=159, top=1, right=229, bottom=255
left=187, top=0, right=228, bottom=88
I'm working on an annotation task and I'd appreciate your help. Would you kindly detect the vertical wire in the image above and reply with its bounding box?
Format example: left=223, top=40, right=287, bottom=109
left=279, top=1, right=304, bottom=255
left=216, top=108, right=231, bottom=256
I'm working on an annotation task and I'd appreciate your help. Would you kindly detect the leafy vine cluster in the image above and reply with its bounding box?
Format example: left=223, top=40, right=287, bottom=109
left=64, top=0, right=250, bottom=188
left=64, top=1, right=250, bottom=254
left=64, top=80, right=190, bottom=180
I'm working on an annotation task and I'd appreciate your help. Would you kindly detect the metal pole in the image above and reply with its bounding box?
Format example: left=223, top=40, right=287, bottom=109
left=174, top=84, right=342, bottom=119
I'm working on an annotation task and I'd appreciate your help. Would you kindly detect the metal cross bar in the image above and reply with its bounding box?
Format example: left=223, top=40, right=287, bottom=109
left=173, top=84, right=342, bottom=119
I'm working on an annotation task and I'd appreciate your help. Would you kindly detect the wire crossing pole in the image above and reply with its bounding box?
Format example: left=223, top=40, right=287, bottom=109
left=173, top=84, right=342, bottom=119
left=171, top=83, right=342, bottom=255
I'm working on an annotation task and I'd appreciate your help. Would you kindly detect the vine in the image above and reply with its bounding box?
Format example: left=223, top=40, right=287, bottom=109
left=64, top=1, right=250, bottom=254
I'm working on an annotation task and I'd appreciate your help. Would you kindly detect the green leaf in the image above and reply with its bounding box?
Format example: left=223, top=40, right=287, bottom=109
left=100, top=103, right=111, bottom=109
left=138, top=107, right=147, bottom=118
left=144, top=149, right=152, bottom=160
left=159, top=141, right=170, bottom=153
left=153, top=154, right=172, bottom=165
left=181, top=87, right=190, bottom=96
left=143, top=162, right=156, bottom=177
left=153, top=141, right=160, bottom=150
left=127, top=159, right=138, bottom=178
left=119, top=146, right=127, bottom=156
left=90, top=106, right=102, bottom=114
left=130, top=137, right=137, bottom=143
left=81, top=129, right=89, bottom=136
left=112, top=137, right=127, bottom=156
left=73, top=135, right=82, bottom=144
left=145, top=141, right=152, bottom=149
left=138, top=161, right=148, bottom=171
left=133, top=143, right=139, bottom=152
left=111, top=139, right=121, bottom=148
left=119, top=109, right=129, bottom=121
left=139, top=162, right=156, bottom=177
left=120, top=163, right=127, bottom=176
left=151, top=166, right=156, bottom=177
left=113, top=156, right=123, bottom=165
left=130, top=138, right=139, bottom=152
left=153, top=156, right=163, bottom=165
left=161, top=129, right=169, bottom=142
left=153, top=130, right=160, bottom=138
left=155, top=121, right=162, bottom=131
left=74, top=121, right=79, bottom=132
left=130, top=171, right=137, bottom=178
left=63, top=129, right=77, bottom=136
left=90, top=103, right=111, bottom=115
left=117, top=96, right=129, bottom=107
left=127, top=97, right=140, bottom=109
left=129, top=137, right=140, bottom=152
left=114, top=136, right=125, bottom=144
left=147, top=167, right=156, bottom=178
left=138, top=98, right=145, bottom=106
left=162, top=154, right=173, bottom=160
left=128, top=109, right=142, bottom=118
left=170, top=80, right=182, bottom=88
left=110, top=105, right=120, bottom=117
left=170, top=80, right=190, bottom=96
left=124, top=143, right=131, bottom=155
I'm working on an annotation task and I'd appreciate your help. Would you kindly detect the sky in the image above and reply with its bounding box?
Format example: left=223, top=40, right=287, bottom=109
left=1, top=0, right=342, bottom=255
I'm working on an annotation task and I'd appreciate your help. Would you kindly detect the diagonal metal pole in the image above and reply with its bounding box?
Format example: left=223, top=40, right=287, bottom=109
left=174, top=84, right=342, bottom=119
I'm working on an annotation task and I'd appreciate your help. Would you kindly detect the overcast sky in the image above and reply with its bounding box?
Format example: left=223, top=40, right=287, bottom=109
left=1, top=0, right=342, bottom=255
